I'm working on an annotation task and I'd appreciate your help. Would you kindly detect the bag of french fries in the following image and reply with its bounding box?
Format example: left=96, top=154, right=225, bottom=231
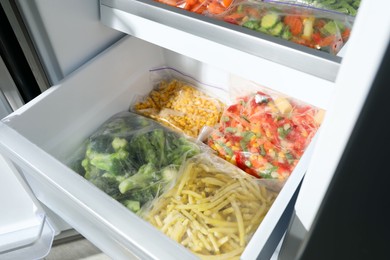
left=140, top=153, right=282, bottom=259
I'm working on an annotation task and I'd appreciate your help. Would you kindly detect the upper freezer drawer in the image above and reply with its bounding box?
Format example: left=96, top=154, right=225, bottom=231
left=100, top=0, right=351, bottom=82
left=0, top=36, right=329, bottom=259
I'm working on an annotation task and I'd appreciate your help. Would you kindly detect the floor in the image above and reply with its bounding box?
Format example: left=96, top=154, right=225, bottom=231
left=44, top=234, right=111, bottom=260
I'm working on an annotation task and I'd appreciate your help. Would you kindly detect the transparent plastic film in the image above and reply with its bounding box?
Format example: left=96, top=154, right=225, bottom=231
left=141, top=153, right=280, bottom=259
left=206, top=80, right=325, bottom=180
left=131, top=67, right=226, bottom=138
left=263, top=0, right=360, bottom=16
left=153, top=0, right=234, bottom=15
left=67, top=111, right=205, bottom=214
left=210, top=0, right=354, bottom=55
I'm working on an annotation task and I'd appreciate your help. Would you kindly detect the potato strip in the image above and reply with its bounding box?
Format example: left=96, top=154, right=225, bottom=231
left=142, top=155, right=278, bottom=259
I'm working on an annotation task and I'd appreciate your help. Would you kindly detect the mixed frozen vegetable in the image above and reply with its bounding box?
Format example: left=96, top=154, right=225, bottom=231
left=265, top=0, right=360, bottom=16
left=70, top=111, right=201, bottom=213
left=216, top=0, right=353, bottom=54
left=154, top=0, right=233, bottom=15
left=207, top=90, right=324, bottom=180
left=142, top=154, right=278, bottom=259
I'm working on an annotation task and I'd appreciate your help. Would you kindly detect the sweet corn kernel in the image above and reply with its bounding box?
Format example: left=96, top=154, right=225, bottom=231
left=134, top=79, right=225, bottom=137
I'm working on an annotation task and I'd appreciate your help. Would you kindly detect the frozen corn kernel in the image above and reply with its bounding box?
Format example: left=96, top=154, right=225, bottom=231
left=134, top=79, right=225, bottom=137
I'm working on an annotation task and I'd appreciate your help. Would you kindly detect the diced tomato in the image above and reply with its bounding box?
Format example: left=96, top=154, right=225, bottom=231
left=318, top=35, right=336, bottom=47
left=227, top=104, right=240, bottom=113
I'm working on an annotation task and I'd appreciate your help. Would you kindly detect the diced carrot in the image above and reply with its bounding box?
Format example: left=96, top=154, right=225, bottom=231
left=251, top=157, right=263, bottom=169
left=342, top=28, right=351, bottom=41
left=207, top=0, right=226, bottom=14
left=284, top=15, right=303, bottom=36
left=186, top=0, right=197, bottom=6
left=246, top=7, right=261, bottom=19
left=223, top=12, right=246, bottom=24
left=157, top=0, right=178, bottom=6
left=263, top=141, right=273, bottom=151
left=191, top=2, right=208, bottom=13
left=222, top=0, right=232, bottom=8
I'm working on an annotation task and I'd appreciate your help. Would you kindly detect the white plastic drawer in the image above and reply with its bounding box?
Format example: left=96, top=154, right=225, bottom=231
left=0, top=36, right=328, bottom=259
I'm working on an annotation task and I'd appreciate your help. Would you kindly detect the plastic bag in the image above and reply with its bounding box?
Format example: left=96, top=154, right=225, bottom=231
left=206, top=85, right=325, bottom=180
left=68, top=111, right=204, bottom=214
left=131, top=67, right=226, bottom=138
left=141, top=153, right=279, bottom=259
left=263, top=0, right=360, bottom=16
left=154, top=0, right=233, bottom=15
left=210, top=0, right=354, bottom=54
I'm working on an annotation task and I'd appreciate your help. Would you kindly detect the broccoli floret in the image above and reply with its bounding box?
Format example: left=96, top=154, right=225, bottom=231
left=89, top=174, right=120, bottom=198
left=89, top=148, right=129, bottom=175
left=167, top=136, right=201, bottom=165
left=160, top=165, right=178, bottom=183
left=112, top=137, right=128, bottom=151
left=129, top=133, right=158, bottom=165
left=123, top=184, right=161, bottom=205
left=82, top=158, right=103, bottom=180
left=88, top=135, right=114, bottom=153
left=123, top=200, right=141, bottom=213
left=119, top=162, right=160, bottom=194
left=149, top=128, right=166, bottom=166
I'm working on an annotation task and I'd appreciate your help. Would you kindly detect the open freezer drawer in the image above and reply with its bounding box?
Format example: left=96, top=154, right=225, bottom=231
left=0, top=36, right=332, bottom=259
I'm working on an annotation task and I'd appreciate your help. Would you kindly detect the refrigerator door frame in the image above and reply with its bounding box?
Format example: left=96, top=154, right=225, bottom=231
left=279, top=0, right=390, bottom=258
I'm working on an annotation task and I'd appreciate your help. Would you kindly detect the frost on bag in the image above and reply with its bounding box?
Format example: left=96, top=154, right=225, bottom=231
left=211, top=0, right=354, bottom=54
left=263, top=0, right=360, bottom=16
left=132, top=67, right=227, bottom=138
left=206, top=80, right=325, bottom=180
left=141, top=153, right=279, bottom=259
left=68, top=111, right=202, bottom=214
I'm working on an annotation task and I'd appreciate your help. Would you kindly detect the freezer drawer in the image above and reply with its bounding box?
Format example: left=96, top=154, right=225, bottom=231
left=0, top=36, right=330, bottom=259
left=100, top=0, right=347, bottom=82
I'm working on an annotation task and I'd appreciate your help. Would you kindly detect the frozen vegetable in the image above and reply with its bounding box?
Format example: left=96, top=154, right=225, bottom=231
left=142, top=154, right=278, bottom=259
left=264, top=0, right=360, bottom=16
left=213, top=0, right=354, bottom=54
left=154, top=0, right=233, bottom=15
left=133, top=77, right=225, bottom=138
left=69, top=111, right=202, bottom=213
left=207, top=90, right=324, bottom=180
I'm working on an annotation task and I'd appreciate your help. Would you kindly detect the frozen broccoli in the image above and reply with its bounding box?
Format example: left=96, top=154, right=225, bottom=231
left=166, top=136, right=201, bottom=165
left=71, top=112, right=202, bottom=214
left=123, top=200, right=141, bottom=213
left=85, top=137, right=134, bottom=176
left=89, top=174, right=120, bottom=198
left=119, top=162, right=160, bottom=194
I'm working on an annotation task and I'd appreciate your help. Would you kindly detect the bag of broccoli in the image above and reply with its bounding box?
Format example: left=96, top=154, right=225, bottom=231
left=68, top=111, right=204, bottom=214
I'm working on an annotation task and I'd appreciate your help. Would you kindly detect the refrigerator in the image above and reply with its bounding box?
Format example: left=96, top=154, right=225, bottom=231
left=0, top=0, right=388, bottom=259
